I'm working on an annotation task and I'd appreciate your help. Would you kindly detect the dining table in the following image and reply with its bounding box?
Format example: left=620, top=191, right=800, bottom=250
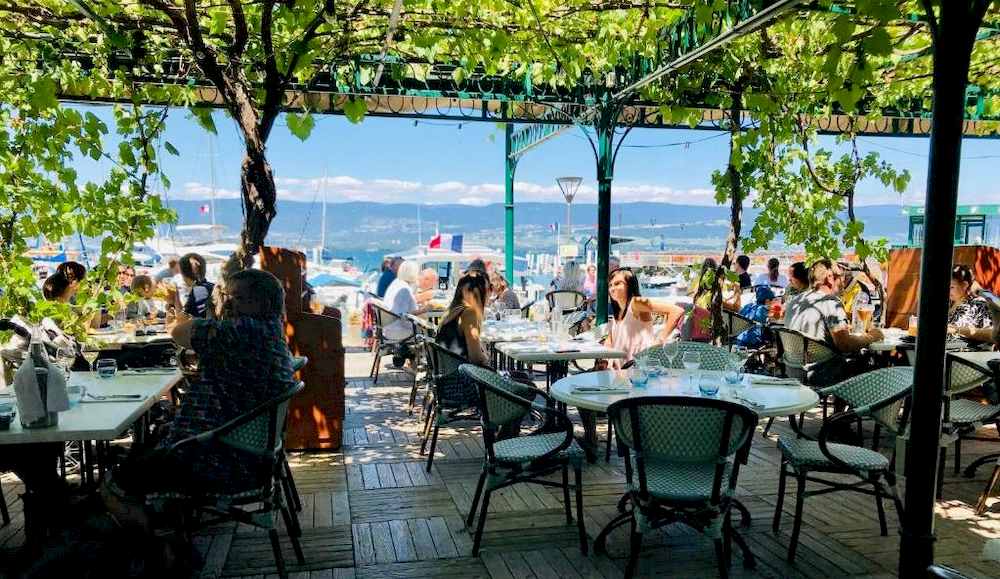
left=84, top=325, right=174, bottom=352
left=551, top=368, right=818, bottom=542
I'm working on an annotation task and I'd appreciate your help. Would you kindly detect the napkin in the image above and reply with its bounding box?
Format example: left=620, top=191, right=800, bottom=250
left=572, top=387, right=631, bottom=395
left=12, top=354, right=68, bottom=422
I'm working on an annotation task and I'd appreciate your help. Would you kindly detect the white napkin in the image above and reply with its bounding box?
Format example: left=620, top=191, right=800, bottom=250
left=41, top=356, right=69, bottom=413
left=748, top=376, right=800, bottom=386
left=12, top=354, right=69, bottom=423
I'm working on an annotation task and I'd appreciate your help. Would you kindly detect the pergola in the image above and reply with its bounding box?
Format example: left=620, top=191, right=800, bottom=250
left=7, top=0, right=1000, bottom=574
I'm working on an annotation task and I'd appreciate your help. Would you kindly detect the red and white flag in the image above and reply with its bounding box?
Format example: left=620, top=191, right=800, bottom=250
left=199, top=204, right=211, bottom=215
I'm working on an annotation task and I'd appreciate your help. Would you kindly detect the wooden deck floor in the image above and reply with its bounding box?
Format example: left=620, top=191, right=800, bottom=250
left=4, top=345, right=1000, bottom=578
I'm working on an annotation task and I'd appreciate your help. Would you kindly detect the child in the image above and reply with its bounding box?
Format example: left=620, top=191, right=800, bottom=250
left=735, top=286, right=774, bottom=349
left=129, top=275, right=162, bottom=320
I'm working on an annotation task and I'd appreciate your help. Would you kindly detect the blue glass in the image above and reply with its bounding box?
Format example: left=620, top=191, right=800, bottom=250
left=699, top=379, right=720, bottom=397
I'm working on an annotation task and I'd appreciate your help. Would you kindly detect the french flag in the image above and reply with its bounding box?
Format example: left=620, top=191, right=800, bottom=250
left=429, top=233, right=463, bottom=252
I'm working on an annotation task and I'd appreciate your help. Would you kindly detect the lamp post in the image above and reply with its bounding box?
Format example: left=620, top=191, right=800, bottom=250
left=556, top=177, right=582, bottom=255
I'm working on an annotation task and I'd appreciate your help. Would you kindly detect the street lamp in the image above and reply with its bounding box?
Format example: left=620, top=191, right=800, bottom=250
left=556, top=177, right=582, bottom=252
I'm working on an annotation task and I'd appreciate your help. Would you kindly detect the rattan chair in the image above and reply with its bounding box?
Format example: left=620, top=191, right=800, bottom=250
left=934, top=354, right=996, bottom=498
left=149, top=381, right=306, bottom=579
left=280, top=357, right=309, bottom=514
left=597, top=396, right=759, bottom=578
left=767, top=327, right=844, bottom=437
left=368, top=300, right=417, bottom=384
left=721, top=309, right=756, bottom=349
left=772, top=367, right=912, bottom=562
left=420, top=341, right=481, bottom=472
left=459, top=364, right=587, bottom=557
left=406, top=314, right=438, bottom=415
left=636, top=341, right=746, bottom=371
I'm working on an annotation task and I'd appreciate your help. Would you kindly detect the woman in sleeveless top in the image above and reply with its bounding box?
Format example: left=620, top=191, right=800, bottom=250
left=608, top=268, right=685, bottom=369
left=435, top=270, right=491, bottom=367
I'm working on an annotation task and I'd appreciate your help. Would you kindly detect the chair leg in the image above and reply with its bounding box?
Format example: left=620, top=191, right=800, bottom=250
left=561, top=464, right=572, bottom=525
left=472, top=488, right=493, bottom=556
left=954, top=437, right=963, bottom=476
left=872, top=423, right=882, bottom=451
left=884, top=471, right=905, bottom=521
left=772, top=463, right=787, bottom=534
left=787, top=472, right=807, bottom=562
left=728, top=515, right=756, bottom=569
left=419, top=406, right=436, bottom=455
left=605, top=420, right=614, bottom=463
left=873, top=478, right=888, bottom=536
left=369, top=341, right=381, bottom=379
left=268, top=528, right=288, bottom=579
left=574, top=463, right=587, bottom=555
left=975, top=464, right=1000, bottom=516
left=467, top=468, right=487, bottom=528
left=0, top=482, right=8, bottom=526
left=625, top=515, right=642, bottom=579
left=426, top=421, right=441, bottom=472
left=761, top=417, right=775, bottom=438
left=937, top=447, right=947, bottom=499
left=714, top=537, right=729, bottom=579
left=282, top=455, right=302, bottom=513
left=280, top=503, right=306, bottom=564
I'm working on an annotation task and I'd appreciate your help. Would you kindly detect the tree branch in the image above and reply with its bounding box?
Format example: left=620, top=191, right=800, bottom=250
left=920, top=0, right=939, bottom=41
left=227, top=0, right=249, bottom=61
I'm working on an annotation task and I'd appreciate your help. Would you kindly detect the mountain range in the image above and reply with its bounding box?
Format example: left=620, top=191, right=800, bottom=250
left=161, top=198, right=911, bottom=257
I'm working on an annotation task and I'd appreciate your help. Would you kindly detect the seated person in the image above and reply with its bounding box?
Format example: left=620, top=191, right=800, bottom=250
left=838, top=264, right=872, bottom=320
left=607, top=268, right=684, bottom=368
left=949, top=264, right=993, bottom=343
left=735, top=286, right=774, bottom=349
left=436, top=271, right=492, bottom=368
left=174, top=253, right=214, bottom=318
left=415, top=268, right=439, bottom=306
left=382, top=262, right=425, bottom=367
left=127, top=275, right=162, bottom=320
left=489, top=272, right=520, bottom=310
left=753, top=257, right=788, bottom=289
left=105, top=269, right=296, bottom=514
left=783, top=259, right=883, bottom=357
left=56, top=260, right=87, bottom=302
left=735, top=255, right=752, bottom=289
left=785, top=261, right=809, bottom=297
left=582, top=264, right=597, bottom=299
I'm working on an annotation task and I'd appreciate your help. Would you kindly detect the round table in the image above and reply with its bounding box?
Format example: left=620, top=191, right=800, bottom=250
left=551, top=369, right=819, bottom=418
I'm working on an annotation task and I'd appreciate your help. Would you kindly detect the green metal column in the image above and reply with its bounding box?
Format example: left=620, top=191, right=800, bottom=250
left=595, top=121, right=615, bottom=324
left=504, top=122, right=517, bottom=286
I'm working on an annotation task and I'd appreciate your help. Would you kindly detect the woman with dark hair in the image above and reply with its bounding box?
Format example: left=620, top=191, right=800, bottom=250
left=608, top=268, right=684, bottom=368
left=435, top=270, right=491, bottom=367
left=175, top=253, right=214, bottom=318
left=42, top=272, right=73, bottom=302
left=949, top=264, right=993, bottom=342
left=56, top=260, right=87, bottom=292
left=786, top=261, right=809, bottom=297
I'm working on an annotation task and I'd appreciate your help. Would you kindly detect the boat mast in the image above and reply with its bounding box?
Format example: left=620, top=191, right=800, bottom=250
left=320, top=168, right=328, bottom=264
left=208, top=134, right=218, bottom=240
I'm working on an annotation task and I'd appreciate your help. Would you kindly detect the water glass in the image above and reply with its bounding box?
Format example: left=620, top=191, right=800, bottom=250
left=629, top=363, right=649, bottom=387
left=95, top=358, right=117, bottom=380
left=699, top=378, right=720, bottom=397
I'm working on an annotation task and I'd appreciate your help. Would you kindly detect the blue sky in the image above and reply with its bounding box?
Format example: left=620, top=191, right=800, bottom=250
left=75, top=105, right=1000, bottom=207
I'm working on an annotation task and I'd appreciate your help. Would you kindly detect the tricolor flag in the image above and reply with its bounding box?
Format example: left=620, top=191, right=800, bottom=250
left=429, top=233, right=463, bottom=252
left=199, top=204, right=211, bottom=215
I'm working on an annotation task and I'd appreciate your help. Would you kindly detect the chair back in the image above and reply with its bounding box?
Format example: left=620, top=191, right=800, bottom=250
left=774, top=327, right=839, bottom=384
left=636, top=341, right=744, bottom=371
left=407, top=313, right=437, bottom=339
left=370, top=299, right=411, bottom=339
left=823, top=367, right=913, bottom=436
left=216, top=381, right=306, bottom=461
left=546, top=290, right=586, bottom=315
left=945, top=354, right=991, bottom=396
left=424, top=340, right=480, bottom=408
left=608, top=396, right=757, bottom=503
left=722, top=309, right=756, bottom=341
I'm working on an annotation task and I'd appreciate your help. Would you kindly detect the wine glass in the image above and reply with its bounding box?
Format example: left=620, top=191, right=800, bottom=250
left=681, top=351, right=701, bottom=390
left=95, top=358, right=117, bottom=380
left=55, top=347, right=76, bottom=380
left=82, top=350, right=100, bottom=375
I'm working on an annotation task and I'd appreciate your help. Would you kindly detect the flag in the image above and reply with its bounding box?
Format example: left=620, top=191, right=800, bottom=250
left=428, top=233, right=463, bottom=252
left=199, top=204, right=211, bottom=214
left=549, top=222, right=559, bottom=233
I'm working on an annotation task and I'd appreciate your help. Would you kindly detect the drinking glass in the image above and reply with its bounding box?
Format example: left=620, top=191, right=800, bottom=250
left=724, top=360, right=741, bottom=386
left=95, top=358, right=117, bottom=380
left=55, top=347, right=76, bottom=380
left=698, top=378, right=720, bottom=397
left=628, top=362, right=649, bottom=387
left=682, top=351, right=701, bottom=390
left=908, top=315, right=919, bottom=337
left=82, top=350, right=100, bottom=375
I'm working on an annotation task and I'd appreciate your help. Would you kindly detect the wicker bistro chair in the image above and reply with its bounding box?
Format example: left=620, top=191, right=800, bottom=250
left=767, top=327, right=845, bottom=437
left=368, top=300, right=418, bottom=385
left=406, top=314, right=438, bottom=415
left=280, top=357, right=309, bottom=515
left=546, top=290, right=587, bottom=316
left=148, top=381, right=307, bottom=579
left=636, top=341, right=746, bottom=372
left=772, top=367, right=913, bottom=562
left=421, top=341, right=479, bottom=472
left=459, top=364, right=588, bottom=557
left=597, top=396, right=759, bottom=579
left=721, top=310, right=756, bottom=350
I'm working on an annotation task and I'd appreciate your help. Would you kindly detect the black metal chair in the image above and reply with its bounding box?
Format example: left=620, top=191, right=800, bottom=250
left=597, top=396, right=758, bottom=578
left=406, top=314, right=437, bottom=415
left=368, top=300, right=417, bottom=385
left=459, top=364, right=587, bottom=557
left=772, top=367, right=912, bottom=562
left=148, top=381, right=307, bottom=579
left=721, top=309, right=756, bottom=350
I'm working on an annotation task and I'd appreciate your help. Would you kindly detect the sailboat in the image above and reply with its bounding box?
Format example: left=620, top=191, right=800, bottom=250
left=304, top=171, right=365, bottom=312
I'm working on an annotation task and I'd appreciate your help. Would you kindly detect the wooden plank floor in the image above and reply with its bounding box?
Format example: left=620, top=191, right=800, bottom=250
left=4, top=343, right=1000, bottom=577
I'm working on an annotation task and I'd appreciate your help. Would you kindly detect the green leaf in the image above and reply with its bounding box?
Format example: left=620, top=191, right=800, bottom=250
left=118, top=142, right=136, bottom=167
left=832, top=16, right=855, bottom=43
left=30, top=78, right=58, bottom=111
left=286, top=112, right=315, bottom=141
left=862, top=28, right=892, bottom=57
left=164, top=141, right=179, bottom=156
left=210, top=10, right=228, bottom=36
left=189, top=107, right=217, bottom=134
left=343, top=98, right=367, bottom=124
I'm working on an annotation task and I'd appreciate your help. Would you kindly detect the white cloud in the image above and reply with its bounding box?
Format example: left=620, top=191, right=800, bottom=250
left=174, top=174, right=729, bottom=206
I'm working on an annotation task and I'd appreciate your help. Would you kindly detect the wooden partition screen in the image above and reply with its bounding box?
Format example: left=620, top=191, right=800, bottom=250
left=885, top=245, right=1000, bottom=329
left=260, top=246, right=346, bottom=450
